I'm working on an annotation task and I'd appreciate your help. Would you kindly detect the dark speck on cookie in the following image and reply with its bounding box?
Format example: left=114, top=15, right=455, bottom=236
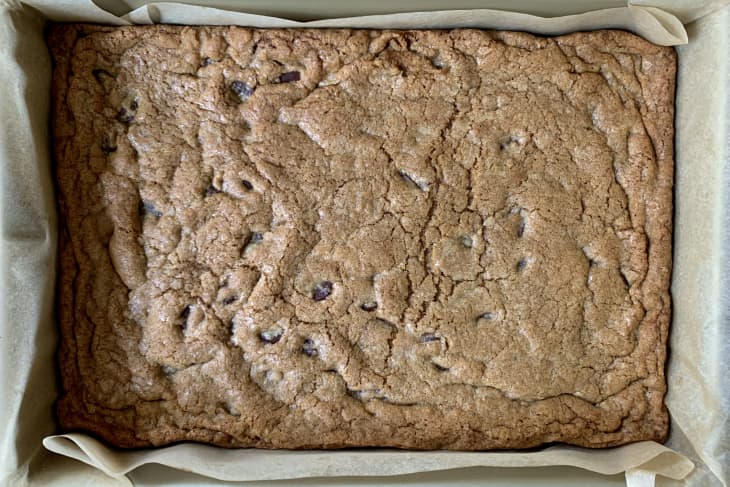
left=313, top=281, right=333, bottom=301
left=278, top=71, right=300, bottom=83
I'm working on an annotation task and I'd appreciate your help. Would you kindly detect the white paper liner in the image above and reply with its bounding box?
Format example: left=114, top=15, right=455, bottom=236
left=1, top=1, right=727, bottom=486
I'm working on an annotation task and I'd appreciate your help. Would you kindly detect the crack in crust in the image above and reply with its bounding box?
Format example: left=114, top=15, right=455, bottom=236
left=49, top=24, right=674, bottom=449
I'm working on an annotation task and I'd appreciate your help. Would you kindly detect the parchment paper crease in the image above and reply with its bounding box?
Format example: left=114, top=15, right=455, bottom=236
left=0, top=0, right=727, bottom=486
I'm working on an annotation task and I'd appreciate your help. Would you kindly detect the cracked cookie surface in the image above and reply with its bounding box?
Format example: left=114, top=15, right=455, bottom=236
left=50, top=25, right=675, bottom=449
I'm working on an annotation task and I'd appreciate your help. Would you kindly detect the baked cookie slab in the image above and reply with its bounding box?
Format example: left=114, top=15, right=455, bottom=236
left=49, top=25, right=675, bottom=449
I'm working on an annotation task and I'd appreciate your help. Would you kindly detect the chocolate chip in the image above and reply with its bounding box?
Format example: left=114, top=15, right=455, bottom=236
left=460, top=235, right=473, bottom=248
left=500, top=135, right=525, bottom=151
left=278, top=71, right=300, bottom=83
left=100, top=137, right=117, bottom=154
left=118, top=109, right=134, bottom=123
left=140, top=200, right=162, bottom=218
left=221, top=295, right=237, bottom=305
left=399, top=170, right=416, bottom=185
left=180, top=306, right=191, bottom=320
left=242, top=179, right=254, bottom=191
left=312, top=281, right=333, bottom=301
left=419, top=333, right=441, bottom=343
left=243, top=232, right=263, bottom=252
left=230, top=80, right=254, bottom=100
left=117, top=99, right=138, bottom=124
left=398, top=170, right=429, bottom=191
left=347, top=389, right=363, bottom=400
left=92, top=68, right=112, bottom=86
left=201, top=57, right=213, bottom=67
left=432, top=362, right=449, bottom=372
left=517, top=220, right=525, bottom=238
left=361, top=301, right=378, bottom=312
left=180, top=305, right=191, bottom=320
left=516, top=258, right=527, bottom=271
left=161, top=365, right=177, bottom=376
left=259, top=329, right=283, bottom=344
left=302, top=338, right=318, bottom=357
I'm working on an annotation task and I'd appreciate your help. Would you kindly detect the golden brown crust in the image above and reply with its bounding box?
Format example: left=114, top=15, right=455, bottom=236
left=49, top=24, right=675, bottom=449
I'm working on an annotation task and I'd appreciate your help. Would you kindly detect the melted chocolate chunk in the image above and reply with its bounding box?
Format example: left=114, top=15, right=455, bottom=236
left=302, top=338, right=318, bottom=357
left=230, top=80, right=254, bottom=100
left=361, top=301, right=378, bottom=312
left=139, top=200, right=162, bottom=218
left=278, top=71, right=301, bottom=83
left=432, top=362, right=449, bottom=372
left=259, top=329, right=283, bottom=344
left=313, top=281, right=333, bottom=301
left=117, top=100, right=138, bottom=124
left=100, top=137, right=117, bottom=154
left=419, top=333, right=441, bottom=343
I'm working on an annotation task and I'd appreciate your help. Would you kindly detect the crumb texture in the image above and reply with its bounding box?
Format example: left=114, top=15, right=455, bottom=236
left=50, top=25, right=675, bottom=449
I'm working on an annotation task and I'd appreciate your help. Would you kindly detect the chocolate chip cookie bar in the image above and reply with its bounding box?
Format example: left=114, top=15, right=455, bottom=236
left=50, top=25, right=675, bottom=449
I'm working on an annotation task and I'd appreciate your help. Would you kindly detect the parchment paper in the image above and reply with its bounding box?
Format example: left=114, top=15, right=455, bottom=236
left=0, top=0, right=727, bottom=486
